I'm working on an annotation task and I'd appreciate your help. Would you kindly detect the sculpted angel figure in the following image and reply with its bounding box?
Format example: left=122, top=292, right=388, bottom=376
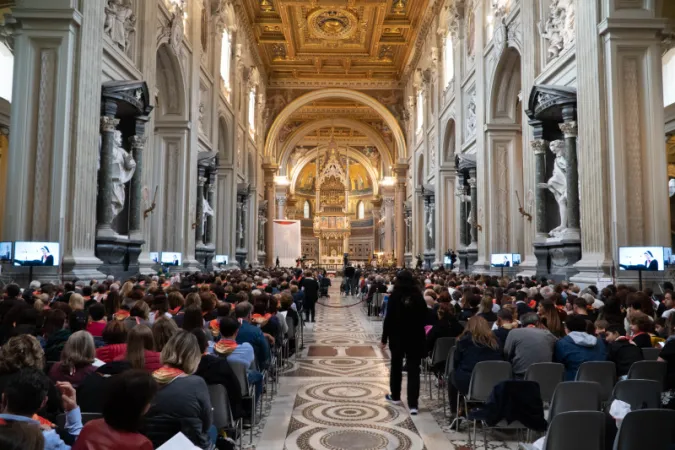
left=547, top=140, right=567, bottom=236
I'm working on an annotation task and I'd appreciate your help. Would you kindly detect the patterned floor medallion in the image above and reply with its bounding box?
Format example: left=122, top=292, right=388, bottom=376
left=255, top=278, right=520, bottom=450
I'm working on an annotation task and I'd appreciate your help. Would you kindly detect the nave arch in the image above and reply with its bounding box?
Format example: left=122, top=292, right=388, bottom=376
left=288, top=145, right=381, bottom=197
left=277, top=118, right=394, bottom=177
left=264, top=88, right=408, bottom=164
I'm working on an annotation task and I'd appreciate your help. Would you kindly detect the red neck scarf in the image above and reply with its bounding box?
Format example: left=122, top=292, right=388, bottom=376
left=152, top=366, right=186, bottom=385
left=214, top=339, right=238, bottom=356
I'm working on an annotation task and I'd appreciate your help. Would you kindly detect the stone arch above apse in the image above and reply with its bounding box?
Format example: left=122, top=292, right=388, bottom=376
left=289, top=146, right=380, bottom=197
left=488, top=46, right=522, bottom=124
left=265, top=88, right=407, bottom=164
left=442, top=119, right=456, bottom=165
left=278, top=118, right=394, bottom=176
left=155, top=43, right=187, bottom=119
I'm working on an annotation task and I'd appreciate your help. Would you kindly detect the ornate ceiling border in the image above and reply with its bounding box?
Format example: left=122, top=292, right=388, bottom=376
left=402, top=0, right=442, bottom=83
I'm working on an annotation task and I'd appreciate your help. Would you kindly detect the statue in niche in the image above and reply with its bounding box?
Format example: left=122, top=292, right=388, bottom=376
left=547, top=140, right=567, bottom=237
left=426, top=209, right=434, bottom=239
left=104, top=0, right=136, bottom=52
left=202, top=194, right=214, bottom=234
left=111, top=130, right=137, bottom=219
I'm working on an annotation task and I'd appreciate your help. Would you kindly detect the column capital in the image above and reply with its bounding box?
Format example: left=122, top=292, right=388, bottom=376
left=531, top=139, right=548, bottom=155
left=276, top=196, right=287, bottom=206
left=467, top=177, right=476, bottom=188
left=100, top=116, right=120, bottom=132
left=128, top=135, right=146, bottom=149
left=198, top=176, right=207, bottom=186
left=371, top=196, right=383, bottom=208
left=559, top=121, right=578, bottom=138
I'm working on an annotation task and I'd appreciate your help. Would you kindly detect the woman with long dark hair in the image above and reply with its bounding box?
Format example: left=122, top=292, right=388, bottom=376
left=380, top=270, right=427, bottom=415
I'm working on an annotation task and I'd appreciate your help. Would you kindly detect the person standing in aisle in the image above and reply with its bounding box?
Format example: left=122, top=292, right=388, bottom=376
left=300, top=271, right=320, bottom=323
left=380, top=270, right=427, bottom=415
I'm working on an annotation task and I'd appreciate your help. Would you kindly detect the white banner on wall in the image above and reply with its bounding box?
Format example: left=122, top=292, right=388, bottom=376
left=273, top=220, right=301, bottom=267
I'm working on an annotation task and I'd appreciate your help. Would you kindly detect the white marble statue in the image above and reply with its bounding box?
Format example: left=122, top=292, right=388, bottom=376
left=202, top=195, right=214, bottom=233
left=669, top=179, right=675, bottom=197
left=104, top=0, right=135, bottom=52
left=111, top=130, right=136, bottom=219
left=541, top=0, right=575, bottom=59
left=547, top=140, right=567, bottom=237
left=466, top=96, right=477, bottom=138
left=426, top=209, right=434, bottom=239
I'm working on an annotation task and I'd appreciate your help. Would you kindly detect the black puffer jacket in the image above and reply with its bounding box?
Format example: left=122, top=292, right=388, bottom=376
left=143, top=375, right=214, bottom=449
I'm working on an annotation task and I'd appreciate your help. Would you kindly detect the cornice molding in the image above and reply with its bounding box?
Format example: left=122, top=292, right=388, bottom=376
left=233, top=0, right=267, bottom=83
left=402, top=0, right=442, bottom=83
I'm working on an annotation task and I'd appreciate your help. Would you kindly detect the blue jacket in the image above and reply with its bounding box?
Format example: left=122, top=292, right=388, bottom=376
left=554, top=331, right=607, bottom=380
left=236, top=321, right=270, bottom=371
left=452, top=335, right=503, bottom=394
left=0, top=407, right=82, bottom=450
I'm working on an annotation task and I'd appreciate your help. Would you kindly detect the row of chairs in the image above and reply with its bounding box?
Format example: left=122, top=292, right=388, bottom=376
left=520, top=408, right=675, bottom=450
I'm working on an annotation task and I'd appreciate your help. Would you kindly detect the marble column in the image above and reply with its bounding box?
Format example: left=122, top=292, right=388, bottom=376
left=262, top=164, right=277, bottom=267
left=559, top=118, right=580, bottom=238
left=97, top=104, right=119, bottom=237
left=383, top=196, right=394, bottom=255
left=468, top=172, right=478, bottom=247
left=240, top=196, right=248, bottom=251
left=3, top=0, right=106, bottom=279
left=205, top=182, right=215, bottom=246
left=236, top=199, right=243, bottom=250
left=405, top=207, right=413, bottom=255
left=456, top=183, right=467, bottom=247
left=394, top=164, right=408, bottom=266
left=531, top=139, right=549, bottom=240
left=128, top=131, right=147, bottom=239
left=276, top=195, right=286, bottom=220
left=195, top=176, right=206, bottom=245
left=371, top=197, right=382, bottom=253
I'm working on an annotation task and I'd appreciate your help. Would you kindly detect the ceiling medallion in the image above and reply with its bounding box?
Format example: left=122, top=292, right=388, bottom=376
left=307, top=8, right=358, bottom=41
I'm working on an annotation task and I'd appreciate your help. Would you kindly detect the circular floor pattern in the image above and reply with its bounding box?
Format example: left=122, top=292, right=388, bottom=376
left=300, top=402, right=398, bottom=425
left=302, top=382, right=388, bottom=402
left=286, top=425, right=424, bottom=450
left=316, top=358, right=369, bottom=368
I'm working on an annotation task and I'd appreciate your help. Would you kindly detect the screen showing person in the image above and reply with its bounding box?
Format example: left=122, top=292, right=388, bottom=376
left=618, top=246, right=665, bottom=271
left=512, top=254, right=522, bottom=266
left=490, top=253, right=513, bottom=268
left=215, top=255, right=228, bottom=264
left=161, top=252, right=182, bottom=266
left=13, top=242, right=60, bottom=267
left=0, top=242, right=11, bottom=262
left=149, top=252, right=159, bottom=263
left=666, top=248, right=673, bottom=267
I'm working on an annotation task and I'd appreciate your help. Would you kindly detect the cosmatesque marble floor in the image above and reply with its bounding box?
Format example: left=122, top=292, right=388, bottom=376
left=254, top=279, right=519, bottom=450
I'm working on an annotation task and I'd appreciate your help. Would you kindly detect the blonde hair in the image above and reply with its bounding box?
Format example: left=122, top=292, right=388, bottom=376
left=0, top=335, right=45, bottom=373
left=459, top=316, right=498, bottom=350
left=120, top=281, right=134, bottom=299
left=69, top=293, right=85, bottom=311
left=60, top=330, right=95, bottom=373
left=160, top=330, right=201, bottom=374
left=185, top=292, right=202, bottom=309
left=478, top=295, right=493, bottom=314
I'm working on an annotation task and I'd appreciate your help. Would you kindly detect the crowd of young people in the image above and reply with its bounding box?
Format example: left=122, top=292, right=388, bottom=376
left=0, top=266, right=674, bottom=449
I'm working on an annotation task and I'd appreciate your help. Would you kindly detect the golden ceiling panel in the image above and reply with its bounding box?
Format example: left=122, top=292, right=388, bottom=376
left=245, top=0, right=430, bottom=88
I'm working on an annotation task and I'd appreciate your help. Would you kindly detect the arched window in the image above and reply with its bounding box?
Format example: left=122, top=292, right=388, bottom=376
left=416, top=90, right=424, bottom=134
left=443, top=34, right=454, bottom=88
left=248, top=88, right=256, bottom=135
left=357, top=201, right=365, bottom=220
left=303, top=200, right=311, bottom=219
left=0, top=42, right=13, bottom=102
left=220, top=31, right=232, bottom=97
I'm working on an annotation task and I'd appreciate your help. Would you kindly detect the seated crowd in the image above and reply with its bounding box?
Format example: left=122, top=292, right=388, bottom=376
left=0, top=270, right=310, bottom=449
left=1, top=267, right=674, bottom=449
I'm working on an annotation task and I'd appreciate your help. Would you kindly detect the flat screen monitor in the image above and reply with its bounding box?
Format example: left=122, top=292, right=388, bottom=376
left=491, top=253, right=515, bottom=268
left=149, top=252, right=160, bottom=264
left=13, top=241, right=60, bottom=267
left=0, top=242, right=12, bottom=262
left=512, top=254, right=522, bottom=266
left=619, top=246, right=665, bottom=271
left=666, top=248, right=673, bottom=267
left=161, top=252, right=182, bottom=267
left=215, top=255, right=228, bottom=264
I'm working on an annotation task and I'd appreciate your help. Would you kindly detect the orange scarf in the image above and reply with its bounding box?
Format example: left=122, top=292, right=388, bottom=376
left=152, top=366, right=186, bottom=385
left=252, top=313, right=271, bottom=326
left=168, top=306, right=181, bottom=316
left=113, top=310, right=130, bottom=321
left=209, top=319, right=220, bottom=337
left=214, top=339, right=238, bottom=356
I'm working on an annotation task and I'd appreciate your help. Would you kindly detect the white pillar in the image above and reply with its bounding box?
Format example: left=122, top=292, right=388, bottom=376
left=3, top=0, right=106, bottom=280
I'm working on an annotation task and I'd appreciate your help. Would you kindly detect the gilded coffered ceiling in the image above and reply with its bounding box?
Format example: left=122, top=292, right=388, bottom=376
left=244, top=0, right=430, bottom=89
